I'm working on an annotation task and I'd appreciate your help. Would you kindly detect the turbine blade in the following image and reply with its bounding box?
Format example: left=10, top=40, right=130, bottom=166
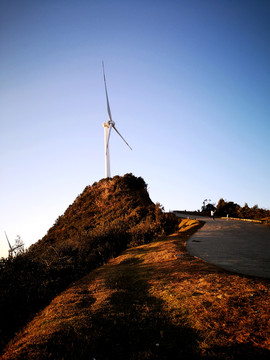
left=4, top=232, right=12, bottom=250
left=102, top=61, right=113, bottom=122
left=113, top=125, right=132, bottom=150
left=12, top=244, right=23, bottom=251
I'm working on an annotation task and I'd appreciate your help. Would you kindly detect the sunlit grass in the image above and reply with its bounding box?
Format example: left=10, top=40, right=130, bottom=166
left=178, top=218, right=201, bottom=232
left=2, top=221, right=270, bottom=360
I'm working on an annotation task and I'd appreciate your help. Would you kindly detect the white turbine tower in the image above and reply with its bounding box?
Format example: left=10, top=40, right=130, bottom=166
left=102, top=62, right=132, bottom=178
left=4, top=232, right=23, bottom=258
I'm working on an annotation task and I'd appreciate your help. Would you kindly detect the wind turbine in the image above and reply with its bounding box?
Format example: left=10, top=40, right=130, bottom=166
left=4, top=232, right=23, bottom=258
left=102, top=62, right=132, bottom=178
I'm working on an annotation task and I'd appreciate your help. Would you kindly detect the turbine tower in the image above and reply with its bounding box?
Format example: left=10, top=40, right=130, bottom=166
left=4, top=232, right=23, bottom=258
left=102, top=62, right=132, bottom=178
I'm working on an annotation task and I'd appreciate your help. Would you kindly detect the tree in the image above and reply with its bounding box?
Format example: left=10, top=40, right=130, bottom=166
left=226, top=202, right=240, bottom=217
left=216, top=198, right=227, bottom=216
left=239, top=203, right=251, bottom=219
left=201, top=199, right=216, bottom=215
left=215, top=199, right=240, bottom=218
left=14, top=235, right=24, bottom=256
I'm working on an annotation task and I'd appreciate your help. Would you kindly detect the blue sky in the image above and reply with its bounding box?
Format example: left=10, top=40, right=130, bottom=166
left=1, top=0, right=269, bottom=257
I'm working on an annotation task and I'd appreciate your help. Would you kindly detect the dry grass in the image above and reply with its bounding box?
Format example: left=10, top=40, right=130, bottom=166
left=2, top=220, right=270, bottom=360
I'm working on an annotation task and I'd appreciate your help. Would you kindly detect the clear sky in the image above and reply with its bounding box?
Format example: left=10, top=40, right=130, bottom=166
left=1, top=0, right=269, bottom=257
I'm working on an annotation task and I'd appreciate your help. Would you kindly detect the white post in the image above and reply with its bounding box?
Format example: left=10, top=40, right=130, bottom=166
left=103, top=122, right=111, bottom=178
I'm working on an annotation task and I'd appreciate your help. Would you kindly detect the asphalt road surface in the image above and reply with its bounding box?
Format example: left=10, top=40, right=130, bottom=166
left=178, top=213, right=270, bottom=279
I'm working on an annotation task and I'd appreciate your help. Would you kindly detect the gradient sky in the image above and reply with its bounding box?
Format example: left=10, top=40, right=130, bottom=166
left=1, top=0, right=269, bottom=257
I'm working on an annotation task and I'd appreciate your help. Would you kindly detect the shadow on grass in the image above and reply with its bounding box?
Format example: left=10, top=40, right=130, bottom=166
left=84, top=258, right=202, bottom=360
left=5, top=231, right=270, bottom=360
left=43, top=257, right=270, bottom=360
left=36, top=257, right=201, bottom=360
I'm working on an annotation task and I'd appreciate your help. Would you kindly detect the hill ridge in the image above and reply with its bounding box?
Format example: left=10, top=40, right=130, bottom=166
left=0, top=174, right=178, bottom=353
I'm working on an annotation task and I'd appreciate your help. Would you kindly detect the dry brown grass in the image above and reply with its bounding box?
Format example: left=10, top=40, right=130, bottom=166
left=2, top=220, right=270, bottom=360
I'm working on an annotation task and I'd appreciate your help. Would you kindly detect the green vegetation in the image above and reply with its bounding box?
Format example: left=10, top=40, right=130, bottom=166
left=215, top=198, right=270, bottom=222
left=0, top=174, right=178, bottom=354
left=189, top=199, right=270, bottom=222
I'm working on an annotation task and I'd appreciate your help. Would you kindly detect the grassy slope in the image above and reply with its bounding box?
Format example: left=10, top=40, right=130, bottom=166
left=2, top=220, right=270, bottom=360
left=0, top=174, right=179, bottom=353
left=28, top=174, right=156, bottom=262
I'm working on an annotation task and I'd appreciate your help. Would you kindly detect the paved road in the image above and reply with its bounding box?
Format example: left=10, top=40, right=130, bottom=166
left=178, top=213, right=270, bottom=279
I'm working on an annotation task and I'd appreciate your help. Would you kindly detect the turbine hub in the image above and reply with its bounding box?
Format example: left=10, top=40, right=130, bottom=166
left=103, top=120, right=115, bottom=128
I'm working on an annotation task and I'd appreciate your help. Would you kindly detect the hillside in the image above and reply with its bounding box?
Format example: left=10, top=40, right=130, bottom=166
left=0, top=174, right=178, bottom=353
left=28, top=173, right=173, bottom=264
left=2, top=220, right=269, bottom=360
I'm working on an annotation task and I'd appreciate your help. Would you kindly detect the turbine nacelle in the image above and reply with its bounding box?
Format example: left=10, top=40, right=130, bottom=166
left=103, top=120, right=115, bottom=128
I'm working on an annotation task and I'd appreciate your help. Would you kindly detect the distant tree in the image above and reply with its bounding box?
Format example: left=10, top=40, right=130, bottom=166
left=226, top=202, right=240, bottom=217
left=216, top=198, right=227, bottom=216
left=251, top=205, right=259, bottom=219
left=13, top=235, right=24, bottom=256
left=205, top=203, right=216, bottom=213
left=215, top=198, right=269, bottom=220
left=238, top=203, right=251, bottom=219
left=201, top=199, right=216, bottom=215
left=215, top=199, right=240, bottom=218
left=201, top=199, right=210, bottom=212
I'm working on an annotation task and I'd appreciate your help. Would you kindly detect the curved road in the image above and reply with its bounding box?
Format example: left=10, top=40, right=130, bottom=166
left=178, top=214, right=270, bottom=279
